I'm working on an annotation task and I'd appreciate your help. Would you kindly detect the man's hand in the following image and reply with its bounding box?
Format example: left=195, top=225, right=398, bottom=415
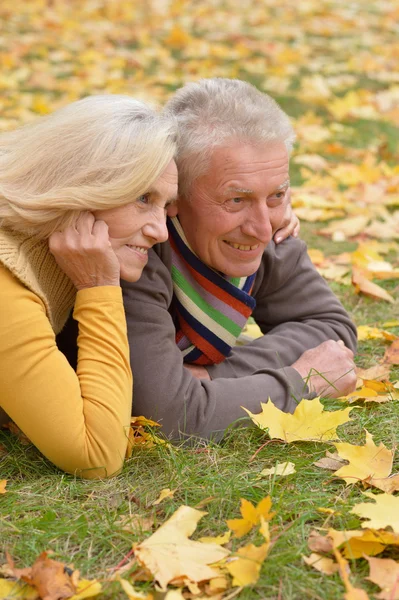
left=291, top=340, right=356, bottom=398
left=49, top=212, right=121, bottom=290
left=184, top=364, right=211, bottom=380
left=274, top=190, right=300, bottom=244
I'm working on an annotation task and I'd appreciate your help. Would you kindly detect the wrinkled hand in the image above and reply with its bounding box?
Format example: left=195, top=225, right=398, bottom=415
left=49, top=212, right=121, bottom=290
left=184, top=364, right=211, bottom=380
left=274, top=189, right=300, bottom=244
left=291, top=340, right=356, bottom=398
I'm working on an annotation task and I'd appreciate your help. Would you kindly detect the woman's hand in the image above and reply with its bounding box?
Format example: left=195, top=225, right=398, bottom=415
left=274, top=189, right=300, bottom=244
left=49, top=212, right=121, bottom=290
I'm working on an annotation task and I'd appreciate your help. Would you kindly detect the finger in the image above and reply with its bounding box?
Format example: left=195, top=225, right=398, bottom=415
left=92, top=219, right=111, bottom=245
left=274, top=224, right=293, bottom=244
left=75, top=211, right=96, bottom=235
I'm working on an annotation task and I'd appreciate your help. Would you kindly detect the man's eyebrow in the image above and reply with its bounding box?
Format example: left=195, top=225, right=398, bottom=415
left=276, top=179, right=290, bottom=190
left=223, top=187, right=254, bottom=196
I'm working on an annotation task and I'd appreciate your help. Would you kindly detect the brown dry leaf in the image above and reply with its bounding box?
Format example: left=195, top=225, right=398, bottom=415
left=366, top=556, right=399, bottom=600
left=243, top=397, right=353, bottom=443
left=352, top=267, right=395, bottom=303
left=8, top=552, right=76, bottom=600
left=383, top=340, right=399, bottom=365
left=152, top=488, right=177, bottom=506
left=356, top=364, right=391, bottom=382
left=314, top=451, right=348, bottom=471
left=308, top=529, right=334, bottom=553
left=303, top=553, right=338, bottom=575
left=333, top=430, right=394, bottom=487
left=226, top=496, right=275, bottom=538
left=351, top=492, right=399, bottom=533
left=0, top=480, right=7, bottom=494
left=134, top=505, right=229, bottom=590
left=3, top=422, right=31, bottom=445
left=225, top=543, right=269, bottom=586
left=6, top=553, right=101, bottom=600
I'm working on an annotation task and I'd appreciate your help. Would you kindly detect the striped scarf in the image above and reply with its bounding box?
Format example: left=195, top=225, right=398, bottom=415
left=168, top=216, right=257, bottom=365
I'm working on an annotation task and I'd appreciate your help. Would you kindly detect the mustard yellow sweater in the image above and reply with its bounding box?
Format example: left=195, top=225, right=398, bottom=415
left=0, top=229, right=132, bottom=478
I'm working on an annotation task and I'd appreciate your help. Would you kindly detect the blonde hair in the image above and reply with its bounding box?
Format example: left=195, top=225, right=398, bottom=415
left=165, top=78, right=295, bottom=198
left=0, top=95, right=177, bottom=238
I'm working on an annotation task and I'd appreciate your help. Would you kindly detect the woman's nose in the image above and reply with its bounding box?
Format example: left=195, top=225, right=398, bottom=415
left=143, top=212, right=169, bottom=243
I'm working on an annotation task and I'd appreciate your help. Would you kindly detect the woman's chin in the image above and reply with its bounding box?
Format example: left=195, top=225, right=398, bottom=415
left=119, top=265, right=144, bottom=283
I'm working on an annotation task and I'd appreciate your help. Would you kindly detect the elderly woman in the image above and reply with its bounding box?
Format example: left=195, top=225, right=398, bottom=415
left=0, top=95, right=177, bottom=478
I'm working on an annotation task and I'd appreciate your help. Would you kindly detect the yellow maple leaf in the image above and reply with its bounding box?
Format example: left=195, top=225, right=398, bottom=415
left=119, top=578, right=153, bottom=600
left=258, top=461, right=296, bottom=478
left=0, top=579, right=38, bottom=599
left=333, top=430, right=394, bottom=488
left=0, top=479, right=7, bottom=494
left=152, top=488, right=177, bottom=506
left=351, top=492, right=399, bottom=533
left=225, top=543, right=269, bottom=586
left=357, top=325, right=398, bottom=342
left=199, top=531, right=231, bottom=545
left=226, top=497, right=275, bottom=538
left=243, top=398, right=353, bottom=443
left=134, top=506, right=229, bottom=590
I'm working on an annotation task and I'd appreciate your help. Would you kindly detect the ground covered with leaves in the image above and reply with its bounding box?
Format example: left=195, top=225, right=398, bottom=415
left=0, top=1, right=398, bottom=599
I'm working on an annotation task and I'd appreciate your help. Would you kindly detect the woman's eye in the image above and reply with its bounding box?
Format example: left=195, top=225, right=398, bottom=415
left=137, top=194, right=150, bottom=204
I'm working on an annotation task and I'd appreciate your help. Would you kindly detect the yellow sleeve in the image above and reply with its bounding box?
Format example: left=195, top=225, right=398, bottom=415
left=0, top=265, right=132, bottom=479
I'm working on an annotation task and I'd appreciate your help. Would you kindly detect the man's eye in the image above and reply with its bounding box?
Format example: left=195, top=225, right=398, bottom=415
left=137, top=194, right=150, bottom=204
left=228, top=198, right=243, bottom=205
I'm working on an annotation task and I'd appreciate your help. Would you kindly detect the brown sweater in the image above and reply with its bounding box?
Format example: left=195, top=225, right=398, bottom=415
left=121, top=236, right=357, bottom=439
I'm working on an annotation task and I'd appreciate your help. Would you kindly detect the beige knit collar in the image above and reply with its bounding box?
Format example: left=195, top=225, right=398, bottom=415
left=0, top=228, right=76, bottom=334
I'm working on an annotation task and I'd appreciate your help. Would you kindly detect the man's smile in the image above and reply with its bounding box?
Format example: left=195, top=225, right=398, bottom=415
left=224, top=241, right=260, bottom=251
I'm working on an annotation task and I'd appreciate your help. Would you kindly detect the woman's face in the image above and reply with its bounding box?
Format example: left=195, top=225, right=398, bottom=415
left=94, top=159, right=178, bottom=282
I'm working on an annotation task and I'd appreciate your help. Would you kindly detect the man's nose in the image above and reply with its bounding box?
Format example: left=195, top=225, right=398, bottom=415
left=242, top=203, right=273, bottom=244
left=143, top=211, right=169, bottom=244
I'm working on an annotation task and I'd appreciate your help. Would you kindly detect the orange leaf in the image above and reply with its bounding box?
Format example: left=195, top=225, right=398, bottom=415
left=383, top=340, right=399, bottom=365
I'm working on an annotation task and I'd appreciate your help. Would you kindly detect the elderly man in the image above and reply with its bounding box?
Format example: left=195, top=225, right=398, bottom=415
left=120, top=78, right=357, bottom=439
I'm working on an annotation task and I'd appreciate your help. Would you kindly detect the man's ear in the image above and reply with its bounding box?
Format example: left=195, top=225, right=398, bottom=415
left=166, top=202, right=179, bottom=218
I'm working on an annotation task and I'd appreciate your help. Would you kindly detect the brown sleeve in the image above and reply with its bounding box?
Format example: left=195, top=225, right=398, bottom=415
left=206, top=237, right=357, bottom=380
left=122, top=246, right=309, bottom=440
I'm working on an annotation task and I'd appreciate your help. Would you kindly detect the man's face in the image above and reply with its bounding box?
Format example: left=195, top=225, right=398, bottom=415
left=176, top=142, right=290, bottom=277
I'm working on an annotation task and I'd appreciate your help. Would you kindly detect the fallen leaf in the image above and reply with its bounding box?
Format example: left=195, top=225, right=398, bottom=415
left=258, top=461, right=296, bottom=478
left=334, top=548, right=370, bottom=600
left=8, top=552, right=76, bottom=600
left=314, top=451, right=348, bottom=471
left=319, top=216, right=370, bottom=239
left=366, top=556, right=399, bottom=600
left=356, top=364, right=391, bottom=382
left=308, top=529, right=334, bottom=553
left=357, top=325, right=397, bottom=342
left=0, top=480, right=7, bottom=494
left=134, top=506, right=229, bottom=590
left=351, top=492, right=399, bottom=532
left=225, top=543, right=269, bottom=586
left=383, top=340, right=399, bottom=365
left=119, top=578, right=153, bottom=600
left=333, top=431, right=394, bottom=486
left=199, top=531, right=231, bottom=545
left=70, top=579, right=102, bottom=600
left=152, top=488, right=177, bottom=506
left=303, top=553, right=339, bottom=575
left=226, top=497, right=275, bottom=538
left=352, top=268, right=395, bottom=303
left=243, top=398, right=353, bottom=443
left=0, top=579, right=38, bottom=599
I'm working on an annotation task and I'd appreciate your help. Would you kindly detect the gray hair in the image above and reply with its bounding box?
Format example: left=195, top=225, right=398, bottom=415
left=164, top=78, right=296, bottom=198
left=0, top=95, right=177, bottom=238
